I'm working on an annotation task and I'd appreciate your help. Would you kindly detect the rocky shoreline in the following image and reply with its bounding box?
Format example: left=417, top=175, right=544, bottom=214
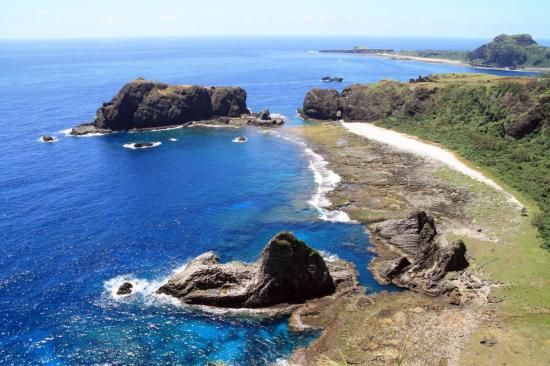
left=284, top=122, right=513, bottom=365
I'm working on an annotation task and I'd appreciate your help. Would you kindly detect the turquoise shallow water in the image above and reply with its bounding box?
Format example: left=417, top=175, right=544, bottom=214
left=0, top=37, right=537, bottom=365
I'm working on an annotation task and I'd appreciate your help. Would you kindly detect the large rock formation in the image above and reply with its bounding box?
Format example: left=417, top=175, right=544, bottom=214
left=301, top=80, right=436, bottom=122
left=302, top=88, right=342, bottom=120
left=370, top=211, right=469, bottom=296
left=71, top=78, right=249, bottom=134
left=300, top=74, right=549, bottom=140
left=466, top=34, right=550, bottom=68
left=157, top=232, right=339, bottom=308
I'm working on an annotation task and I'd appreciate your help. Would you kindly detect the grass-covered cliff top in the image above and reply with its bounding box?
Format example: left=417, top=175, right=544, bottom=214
left=366, top=73, right=550, bottom=248
left=395, top=34, right=550, bottom=69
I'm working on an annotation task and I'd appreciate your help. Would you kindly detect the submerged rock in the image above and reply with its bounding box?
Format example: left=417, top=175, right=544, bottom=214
left=40, top=135, right=56, bottom=142
left=133, top=142, right=154, bottom=148
left=370, top=211, right=469, bottom=296
left=233, top=136, right=247, bottom=143
left=157, top=232, right=337, bottom=308
left=117, top=282, right=133, bottom=295
left=321, top=76, right=344, bottom=82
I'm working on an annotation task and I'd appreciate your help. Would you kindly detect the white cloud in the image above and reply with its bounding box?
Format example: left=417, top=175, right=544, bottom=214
left=303, top=14, right=312, bottom=22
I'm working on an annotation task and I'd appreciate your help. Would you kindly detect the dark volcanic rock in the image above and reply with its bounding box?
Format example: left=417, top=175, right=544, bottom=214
left=157, top=232, right=336, bottom=308
left=322, top=76, right=344, bottom=82
left=244, top=232, right=335, bottom=307
left=85, top=78, right=248, bottom=132
left=370, top=211, right=469, bottom=296
left=41, top=135, right=56, bottom=142
left=209, top=87, right=248, bottom=117
left=302, top=88, right=342, bottom=120
left=117, top=282, right=133, bottom=295
left=257, top=109, right=271, bottom=121
left=301, top=80, right=436, bottom=122
left=133, top=142, right=154, bottom=148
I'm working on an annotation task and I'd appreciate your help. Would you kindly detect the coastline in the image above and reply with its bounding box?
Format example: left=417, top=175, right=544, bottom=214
left=325, top=50, right=550, bottom=73
left=286, top=122, right=550, bottom=365
left=342, top=122, right=522, bottom=207
left=375, top=52, right=550, bottom=73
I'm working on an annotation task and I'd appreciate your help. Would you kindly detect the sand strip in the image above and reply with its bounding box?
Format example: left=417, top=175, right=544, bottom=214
left=342, top=122, right=522, bottom=207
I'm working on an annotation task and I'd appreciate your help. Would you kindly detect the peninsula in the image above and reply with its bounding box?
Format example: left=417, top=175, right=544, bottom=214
left=320, top=34, right=550, bottom=71
left=290, top=72, right=550, bottom=364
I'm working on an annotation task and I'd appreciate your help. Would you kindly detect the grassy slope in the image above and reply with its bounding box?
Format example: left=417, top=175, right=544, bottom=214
left=434, top=167, right=550, bottom=364
left=395, top=35, right=550, bottom=68
left=398, top=49, right=468, bottom=61
left=375, top=73, right=550, bottom=250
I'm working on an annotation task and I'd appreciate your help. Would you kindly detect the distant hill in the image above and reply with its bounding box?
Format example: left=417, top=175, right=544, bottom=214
left=466, top=34, right=550, bottom=68
left=321, top=34, right=550, bottom=70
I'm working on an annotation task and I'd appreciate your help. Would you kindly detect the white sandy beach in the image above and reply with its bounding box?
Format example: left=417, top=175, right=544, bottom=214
left=342, top=122, right=522, bottom=206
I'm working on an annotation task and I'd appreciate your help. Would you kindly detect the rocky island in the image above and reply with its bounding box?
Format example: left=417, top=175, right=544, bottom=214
left=70, top=78, right=284, bottom=135
left=153, top=232, right=359, bottom=317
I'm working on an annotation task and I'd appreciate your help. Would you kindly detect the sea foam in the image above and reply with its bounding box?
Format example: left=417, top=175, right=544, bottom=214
left=263, top=130, right=353, bottom=223
left=123, top=142, right=162, bottom=150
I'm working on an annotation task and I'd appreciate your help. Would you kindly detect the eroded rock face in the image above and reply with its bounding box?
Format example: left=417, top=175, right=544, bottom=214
left=302, top=88, right=342, bottom=120
left=157, top=232, right=336, bottom=308
left=301, top=81, right=436, bottom=122
left=370, top=211, right=469, bottom=296
left=92, top=78, right=248, bottom=131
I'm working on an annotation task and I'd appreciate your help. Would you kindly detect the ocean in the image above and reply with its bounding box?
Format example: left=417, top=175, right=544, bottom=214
left=0, top=36, right=538, bottom=365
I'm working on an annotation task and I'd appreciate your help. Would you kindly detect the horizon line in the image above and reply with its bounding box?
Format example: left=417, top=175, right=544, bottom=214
left=2, top=34, right=547, bottom=42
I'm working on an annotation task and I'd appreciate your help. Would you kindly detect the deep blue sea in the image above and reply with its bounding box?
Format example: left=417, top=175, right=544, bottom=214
left=0, top=37, right=539, bottom=365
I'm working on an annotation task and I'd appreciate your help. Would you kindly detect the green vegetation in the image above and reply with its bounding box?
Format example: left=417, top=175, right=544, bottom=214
left=373, top=74, right=550, bottom=249
left=393, top=34, right=550, bottom=69
left=398, top=49, right=468, bottom=61
left=466, top=34, right=550, bottom=68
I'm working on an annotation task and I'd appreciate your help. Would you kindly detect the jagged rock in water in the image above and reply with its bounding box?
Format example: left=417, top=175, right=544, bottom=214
left=157, top=232, right=336, bottom=308
left=41, top=135, right=56, bottom=142
left=257, top=109, right=271, bottom=121
left=117, top=282, right=133, bottom=295
left=321, top=76, right=344, bottom=82
left=370, top=211, right=469, bottom=296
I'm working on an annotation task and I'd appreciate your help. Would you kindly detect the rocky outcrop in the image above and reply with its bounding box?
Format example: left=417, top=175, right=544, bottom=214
left=40, top=135, right=56, bottom=143
left=370, top=211, right=469, bottom=296
left=301, top=80, right=436, bottom=121
left=504, top=104, right=545, bottom=139
left=322, top=76, right=344, bottom=82
left=157, top=232, right=340, bottom=309
left=117, top=282, right=133, bottom=295
left=301, top=88, right=342, bottom=120
left=71, top=78, right=250, bottom=134
left=301, top=74, right=549, bottom=140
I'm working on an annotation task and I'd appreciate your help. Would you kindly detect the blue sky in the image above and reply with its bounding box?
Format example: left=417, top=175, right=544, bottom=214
left=1, top=0, right=549, bottom=39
